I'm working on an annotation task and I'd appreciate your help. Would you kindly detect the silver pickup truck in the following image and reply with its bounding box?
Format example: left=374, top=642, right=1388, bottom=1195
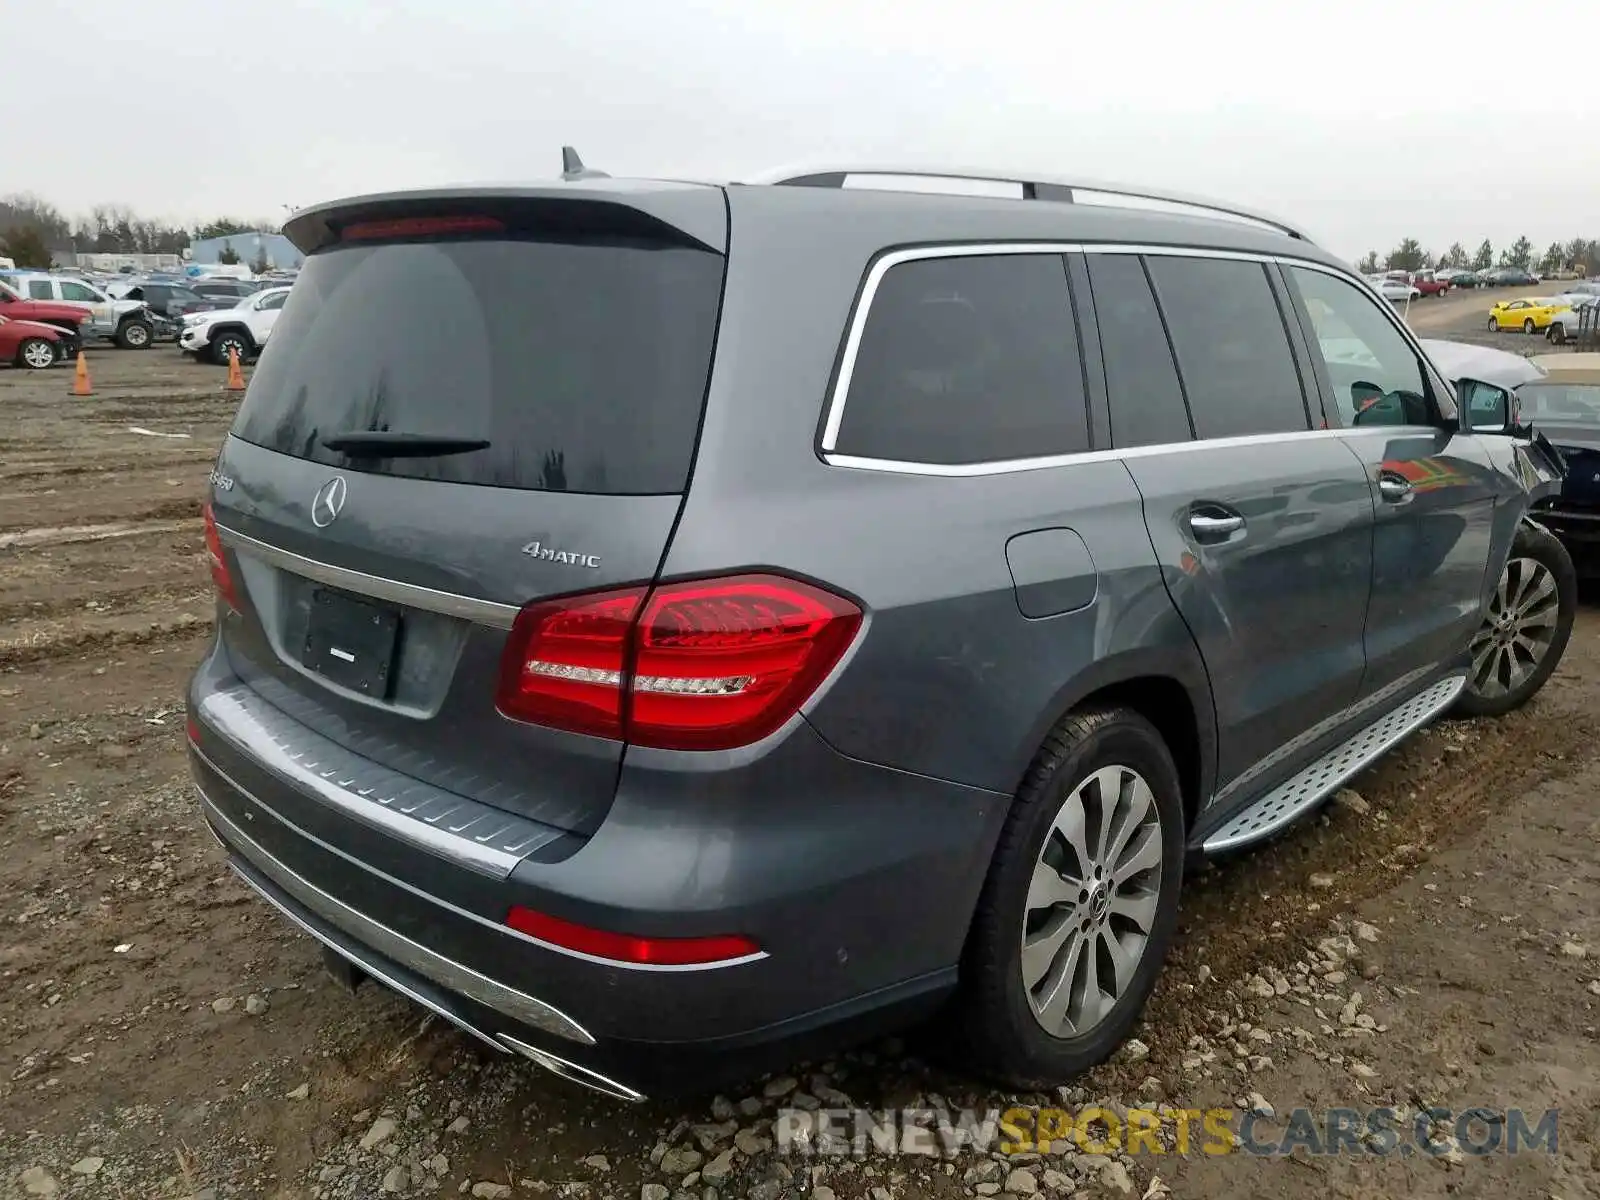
left=0, top=271, right=158, bottom=348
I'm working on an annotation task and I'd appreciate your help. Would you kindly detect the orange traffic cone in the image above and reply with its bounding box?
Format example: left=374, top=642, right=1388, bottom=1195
left=224, top=345, right=246, bottom=392
left=71, top=351, right=93, bottom=397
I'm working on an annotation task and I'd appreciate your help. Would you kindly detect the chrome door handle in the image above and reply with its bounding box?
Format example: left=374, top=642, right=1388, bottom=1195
left=1378, top=475, right=1413, bottom=502
left=1188, top=512, right=1244, bottom=538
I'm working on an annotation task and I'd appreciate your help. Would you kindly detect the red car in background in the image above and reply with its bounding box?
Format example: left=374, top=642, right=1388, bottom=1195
left=1412, top=272, right=1452, bottom=297
left=0, top=314, right=70, bottom=369
left=0, top=282, right=86, bottom=359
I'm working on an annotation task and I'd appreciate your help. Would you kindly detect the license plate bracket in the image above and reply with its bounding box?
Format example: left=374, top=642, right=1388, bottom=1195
left=302, top=588, right=401, bottom=698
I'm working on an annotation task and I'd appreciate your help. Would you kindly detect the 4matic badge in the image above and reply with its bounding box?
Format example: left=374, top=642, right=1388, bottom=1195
left=520, top=540, right=601, bottom=569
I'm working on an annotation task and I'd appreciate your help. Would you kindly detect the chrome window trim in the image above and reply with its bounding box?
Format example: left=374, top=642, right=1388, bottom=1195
left=822, top=425, right=1429, bottom=478
left=819, top=241, right=1085, bottom=452
left=214, top=522, right=520, bottom=630
left=819, top=241, right=1455, bottom=476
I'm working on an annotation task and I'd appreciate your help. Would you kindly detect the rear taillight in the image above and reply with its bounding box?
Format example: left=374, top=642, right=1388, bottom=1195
left=202, top=502, right=240, bottom=611
left=496, top=574, right=862, bottom=751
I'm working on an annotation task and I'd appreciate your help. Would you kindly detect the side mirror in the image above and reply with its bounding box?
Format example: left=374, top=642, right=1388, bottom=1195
left=1457, top=378, right=1515, bottom=434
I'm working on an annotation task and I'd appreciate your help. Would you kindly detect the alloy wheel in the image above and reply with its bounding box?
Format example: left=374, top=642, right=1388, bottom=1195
left=1021, top=765, right=1164, bottom=1037
left=1469, top=556, right=1560, bottom=699
left=21, top=340, right=56, bottom=369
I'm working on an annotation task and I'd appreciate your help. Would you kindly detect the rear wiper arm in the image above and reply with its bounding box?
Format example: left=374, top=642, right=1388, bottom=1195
left=320, top=432, right=490, bottom=458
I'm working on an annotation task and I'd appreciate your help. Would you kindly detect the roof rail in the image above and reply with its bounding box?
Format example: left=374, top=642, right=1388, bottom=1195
left=745, top=163, right=1317, bottom=245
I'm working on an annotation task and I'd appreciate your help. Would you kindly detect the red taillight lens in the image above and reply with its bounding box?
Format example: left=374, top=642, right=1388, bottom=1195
left=496, top=587, right=646, bottom=740
left=340, top=214, right=505, bottom=241
left=505, top=905, right=760, bottom=966
left=494, top=574, right=862, bottom=751
left=202, top=502, right=240, bottom=611
left=630, top=575, right=863, bottom=750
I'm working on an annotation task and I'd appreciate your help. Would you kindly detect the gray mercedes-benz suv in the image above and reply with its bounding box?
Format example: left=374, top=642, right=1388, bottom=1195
left=187, top=156, right=1574, bottom=1101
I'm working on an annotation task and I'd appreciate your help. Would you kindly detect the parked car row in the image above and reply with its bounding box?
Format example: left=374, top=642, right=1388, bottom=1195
left=0, top=270, right=158, bottom=352
left=0, top=267, right=296, bottom=369
left=1486, top=288, right=1600, bottom=342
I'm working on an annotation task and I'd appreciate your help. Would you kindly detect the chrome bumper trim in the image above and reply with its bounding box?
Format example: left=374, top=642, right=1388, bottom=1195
left=195, top=687, right=563, bottom=879
left=198, top=785, right=596, bottom=1045
left=222, top=851, right=509, bottom=1056
left=499, top=1036, right=645, bottom=1102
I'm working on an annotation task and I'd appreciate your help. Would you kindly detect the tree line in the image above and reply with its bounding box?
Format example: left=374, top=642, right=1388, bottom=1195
left=0, top=192, right=279, bottom=269
left=1358, top=235, right=1600, bottom=277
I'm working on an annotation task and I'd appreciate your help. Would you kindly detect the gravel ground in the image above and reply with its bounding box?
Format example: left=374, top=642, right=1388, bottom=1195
left=3, top=344, right=1599, bottom=1200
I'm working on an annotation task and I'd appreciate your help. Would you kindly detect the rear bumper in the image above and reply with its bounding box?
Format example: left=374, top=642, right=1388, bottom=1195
left=187, top=642, right=1002, bottom=1099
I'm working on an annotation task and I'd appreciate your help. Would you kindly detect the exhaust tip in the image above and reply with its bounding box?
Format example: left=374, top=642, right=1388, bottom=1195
left=499, top=1034, right=645, bottom=1102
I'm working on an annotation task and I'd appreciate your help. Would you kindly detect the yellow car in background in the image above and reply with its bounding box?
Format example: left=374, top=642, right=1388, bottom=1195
left=1487, top=296, right=1571, bottom=334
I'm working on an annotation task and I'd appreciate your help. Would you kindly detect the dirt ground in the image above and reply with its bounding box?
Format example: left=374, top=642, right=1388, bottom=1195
left=4, top=316, right=1598, bottom=1200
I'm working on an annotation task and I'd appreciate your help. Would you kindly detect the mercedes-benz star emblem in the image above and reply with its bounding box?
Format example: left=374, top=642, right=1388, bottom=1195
left=311, top=476, right=348, bottom=528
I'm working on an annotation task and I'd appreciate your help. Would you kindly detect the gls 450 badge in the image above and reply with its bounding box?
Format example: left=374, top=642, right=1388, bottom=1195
left=520, top=540, right=601, bottom=569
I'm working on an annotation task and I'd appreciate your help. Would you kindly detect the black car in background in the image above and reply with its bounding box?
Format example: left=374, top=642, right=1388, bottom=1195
left=119, top=281, right=235, bottom=320
left=1520, top=378, right=1600, bottom=574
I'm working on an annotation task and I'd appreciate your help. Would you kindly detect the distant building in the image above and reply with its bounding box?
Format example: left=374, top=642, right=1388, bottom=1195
left=187, top=231, right=303, bottom=272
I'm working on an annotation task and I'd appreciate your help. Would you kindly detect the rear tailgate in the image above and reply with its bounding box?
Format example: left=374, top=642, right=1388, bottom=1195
left=205, top=184, right=728, bottom=838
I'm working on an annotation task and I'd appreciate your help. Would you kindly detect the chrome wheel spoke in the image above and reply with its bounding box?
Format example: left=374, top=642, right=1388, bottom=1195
left=1105, top=773, right=1154, bottom=868
left=1109, top=888, right=1160, bottom=932
left=1022, top=914, right=1077, bottom=992
left=1027, top=859, right=1082, bottom=912
left=1032, top=929, right=1087, bottom=1034
left=1099, top=928, right=1140, bottom=997
left=1115, top=823, right=1162, bottom=879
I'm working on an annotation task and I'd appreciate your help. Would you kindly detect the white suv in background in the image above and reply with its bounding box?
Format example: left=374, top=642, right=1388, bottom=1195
left=179, top=286, right=292, bottom=364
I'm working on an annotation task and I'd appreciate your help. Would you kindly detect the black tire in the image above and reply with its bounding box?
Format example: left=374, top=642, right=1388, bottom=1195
left=1524, top=318, right=1536, bottom=334
left=16, top=337, right=58, bottom=370
left=1454, top=522, right=1576, bottom=718
left=1550, top=324, right=1567, bottom=345
left=1487, top=316, right=1500, bottom=332
left=953, top=706, right=1185, bottom=1089
left=209, top=330, right=252, bottom=367
left=115, top=318, right=153, bottom=350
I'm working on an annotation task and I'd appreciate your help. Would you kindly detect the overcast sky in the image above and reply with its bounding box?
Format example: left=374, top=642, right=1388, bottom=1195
left=11, top=0, right=1595, bottom=262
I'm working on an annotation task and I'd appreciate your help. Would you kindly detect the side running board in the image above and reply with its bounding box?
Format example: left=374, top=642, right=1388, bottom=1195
left=1202, top=674, right=1465, bottom=854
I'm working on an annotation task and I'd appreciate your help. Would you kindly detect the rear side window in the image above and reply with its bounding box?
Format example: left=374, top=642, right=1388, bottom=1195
left=231, top=236, right=724, bottom=494
left=1085, top=254, right=1193, bottom=447
left=1145, top=256, right=1310, bottom=439
left=61, top=282, right=101, bottom=302
left=833, top=253, right=1089, bottom=464
left=28, top=281, right=52, bottom=299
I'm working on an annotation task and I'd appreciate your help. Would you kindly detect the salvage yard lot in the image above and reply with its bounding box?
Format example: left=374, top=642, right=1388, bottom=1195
left=4, top=346, right=1600, bottom=1200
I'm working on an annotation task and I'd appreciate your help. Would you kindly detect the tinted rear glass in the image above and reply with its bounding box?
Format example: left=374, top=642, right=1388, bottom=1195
left=231, top=236, right=724, bottom=494
left=833, top=253, right=1089, bottom=464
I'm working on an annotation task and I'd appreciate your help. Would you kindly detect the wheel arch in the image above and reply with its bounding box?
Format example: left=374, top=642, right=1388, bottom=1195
left=1011, top=647, right=1216, bottom=831
left=209, top=322, right=256, bottom=347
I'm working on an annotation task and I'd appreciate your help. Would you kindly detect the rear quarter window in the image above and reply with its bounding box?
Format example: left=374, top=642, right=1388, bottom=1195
left=832, top=252, right=1090, bottom=465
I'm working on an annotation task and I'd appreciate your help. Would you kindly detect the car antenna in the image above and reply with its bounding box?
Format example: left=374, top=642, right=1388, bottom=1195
left=561, top=146, right=609, bottom=181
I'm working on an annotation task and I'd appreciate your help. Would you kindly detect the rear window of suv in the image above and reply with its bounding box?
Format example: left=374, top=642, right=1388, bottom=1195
left=230, top=235, right=724, bottom=494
